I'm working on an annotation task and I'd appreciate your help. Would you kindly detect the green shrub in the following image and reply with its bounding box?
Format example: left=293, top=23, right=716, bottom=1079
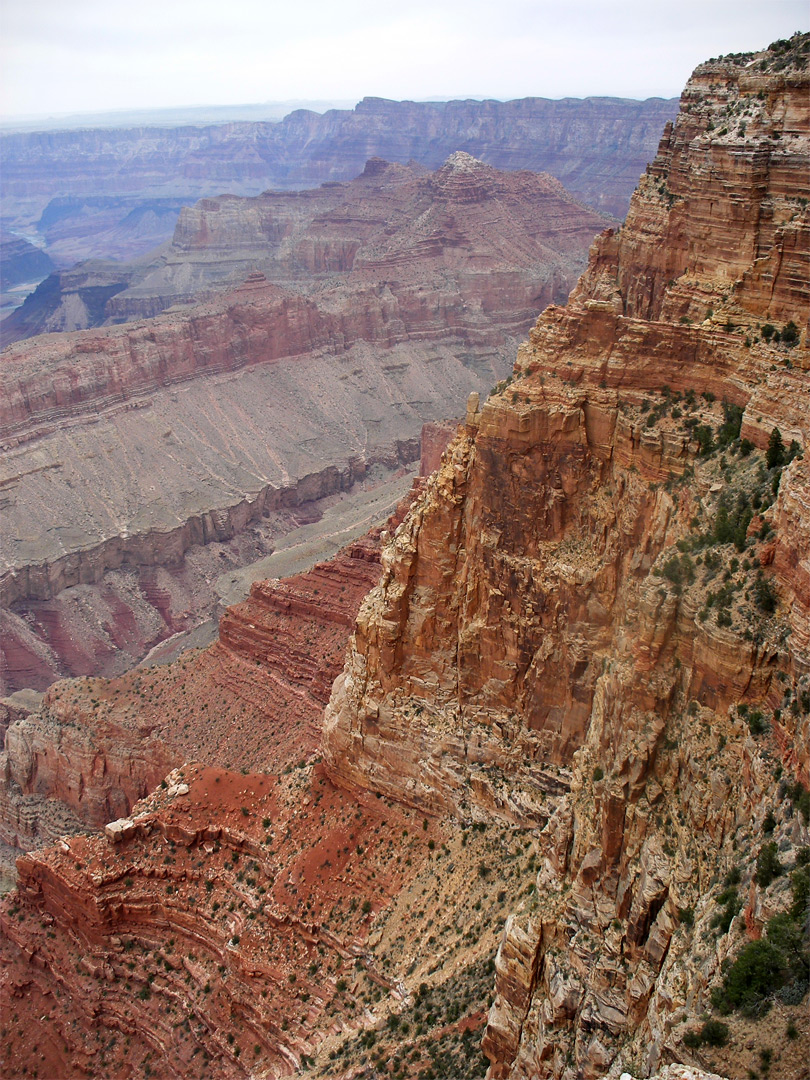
left=683, top=1019, right=730, bottom=1048
left=790, top=863, right=810, bottom=920
left=756, top=842, right=783, bottom=887
left=754, top=574, right=777, bottom=614
left=712, top=886, right=742, bottom=933
left=767, top=427, right=785, bottom=469
left=678, top=906, right=695, bottom=928
left=781, top=320, right=799, bottom=346
left=717, top=402, right=744, bottom=448
left=713, top=938, right=786, bottom=1013
left=749, top=710, right=767, bottom=736
left=766, top=912, right=809, bottom=978
left=695, top=424, right=715, bottom=455
left=724, top=864, right=742, bottom=886
left=701, top=1019, right=730, bottom=1046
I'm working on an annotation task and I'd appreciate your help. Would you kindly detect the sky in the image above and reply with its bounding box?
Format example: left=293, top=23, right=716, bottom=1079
left=1, top=0, right=807, bottom=121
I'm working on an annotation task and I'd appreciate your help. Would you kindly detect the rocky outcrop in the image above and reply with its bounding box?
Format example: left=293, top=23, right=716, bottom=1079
left=0, top=232, right=54, bottom=291
left=1, top=492, right=516, bottom=1079
left=0, top=518, right=399, bottom=856
left=1, top=35, right=808, bottom=1080
left=1, top=761, right=438, bottom=1079
left=323, top=34, right=810, bottom=1079
left=0, top=259, right=137, bottom=347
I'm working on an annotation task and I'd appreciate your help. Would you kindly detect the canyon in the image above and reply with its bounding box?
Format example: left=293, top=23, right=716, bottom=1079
left=1, top=31, right=809, bottom=1080
left=1, top=154, right=609, bottom=342
left=0, top=95, right=677, bottom=270
left=0, top=153, right=610, bottom=693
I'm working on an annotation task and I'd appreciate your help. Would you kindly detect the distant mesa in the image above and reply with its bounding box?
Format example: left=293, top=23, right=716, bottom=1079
left=0, top=93, right=678, bottom=270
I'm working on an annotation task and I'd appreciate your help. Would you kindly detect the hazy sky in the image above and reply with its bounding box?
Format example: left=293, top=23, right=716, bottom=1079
left=1, top=0, right=807, bottom=120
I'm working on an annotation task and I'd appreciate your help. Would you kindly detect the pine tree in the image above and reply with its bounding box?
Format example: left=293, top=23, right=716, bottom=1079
left=767, top=426, right=785, bottom=469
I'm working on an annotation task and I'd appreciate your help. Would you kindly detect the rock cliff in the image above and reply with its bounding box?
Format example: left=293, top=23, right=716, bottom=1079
left=2, top=155, right=609, bottom=344
left=0, top=233, right=54, bottom=292
left=0, top=518, right=395, bottom=862
left=2, top=491, right=523, bottom=1080
left=323, top=34, right=810, bottom=1079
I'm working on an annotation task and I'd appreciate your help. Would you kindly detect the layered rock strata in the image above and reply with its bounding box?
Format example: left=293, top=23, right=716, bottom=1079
left=323, top=34, right=810, bottom=1079
left=0, top=233, right=54, bottom=292
left=0, top=523, right=394, bottom=858
left=1, top=496, right=530, bottom=1080
left=0, top=155, right=609, bottom=690
left=0, top=762, right=438, bottom=1078
left=0, top=95, right=677, bottom=259
left=0, top=35, right=808, bottom=1080
left=2, top=155, right=609, bottom=343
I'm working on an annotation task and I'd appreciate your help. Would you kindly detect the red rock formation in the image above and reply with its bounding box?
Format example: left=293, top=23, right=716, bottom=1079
left=0, top=155, right=611, bottom=690
left=419, top=419, right=459, bottom=476
left=1, top=761, right=438, bottom=1078
left=322, top=36, right=810, bottom=1078
left=0, top=95, right=676, bottom=265
left=2, top=36, right=809, bottom=1080
left=0, top=525, right=391, bottom=857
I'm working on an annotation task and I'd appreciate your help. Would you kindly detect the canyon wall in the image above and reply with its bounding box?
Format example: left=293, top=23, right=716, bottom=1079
left=2, top=496, right=521, bottom=1080
left=0, top=95, right=676, bottom=249
left=0, top=35, right=808, bottom=1080
left=0, top=518, right=396, bottom=855
left=2, top=155, right=608, bottom=344
left=323, top=34, right=810, bottom=1079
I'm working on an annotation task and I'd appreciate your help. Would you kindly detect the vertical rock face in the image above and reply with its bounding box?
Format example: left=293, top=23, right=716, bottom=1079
left=324, top=35, right=810, bottom=1078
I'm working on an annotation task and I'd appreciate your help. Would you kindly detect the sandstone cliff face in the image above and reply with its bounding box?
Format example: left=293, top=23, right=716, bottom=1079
left=1, top=37, right=808, bottom=1080
left=1, top=491, right=521, bottom=1079
left=323, top=36, right=810, bottom=1079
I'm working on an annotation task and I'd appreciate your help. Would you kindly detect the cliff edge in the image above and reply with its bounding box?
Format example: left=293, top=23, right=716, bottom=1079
left=323, top=33, right=810, bottom=1079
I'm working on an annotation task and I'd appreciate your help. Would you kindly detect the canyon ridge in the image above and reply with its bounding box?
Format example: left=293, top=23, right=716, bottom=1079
left=0, top=95, right=677, bottom=271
